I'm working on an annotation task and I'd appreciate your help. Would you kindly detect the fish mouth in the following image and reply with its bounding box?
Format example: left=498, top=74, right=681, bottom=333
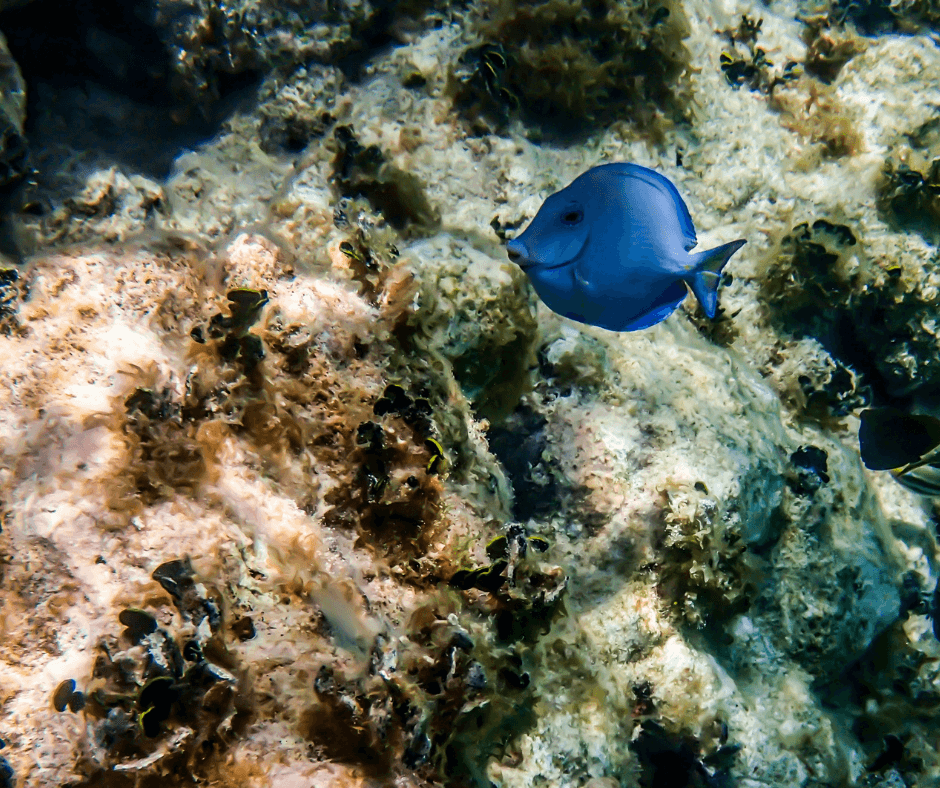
left=507, top=253, right=535, bottom=272
left=514, top=259, right=573, bottom=273
left=506, top=248, right=565, bottom=272
left=507, top=248, right=527, bottom=267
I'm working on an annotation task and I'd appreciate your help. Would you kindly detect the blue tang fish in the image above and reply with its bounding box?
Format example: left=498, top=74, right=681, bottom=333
left=506, top=163, right=746, bottom=331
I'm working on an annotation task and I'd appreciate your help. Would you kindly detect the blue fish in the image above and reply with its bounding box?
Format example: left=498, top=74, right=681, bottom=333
left=506, top=163, right=746, bottom=331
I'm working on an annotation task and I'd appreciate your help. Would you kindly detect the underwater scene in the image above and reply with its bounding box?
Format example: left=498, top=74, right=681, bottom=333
left=1, top=0, right=940, bottom=786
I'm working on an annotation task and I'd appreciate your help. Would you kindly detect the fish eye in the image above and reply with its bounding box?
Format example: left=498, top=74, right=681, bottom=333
left=561, top=209, right=583, bottom=225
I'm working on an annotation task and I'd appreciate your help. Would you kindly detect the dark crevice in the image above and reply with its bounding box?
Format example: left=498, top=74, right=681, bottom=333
left=0, top=0, right=260, bottom=181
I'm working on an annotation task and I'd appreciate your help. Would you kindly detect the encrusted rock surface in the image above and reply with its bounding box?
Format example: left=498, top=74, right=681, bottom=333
left=1, top=1, right=940, bottom=787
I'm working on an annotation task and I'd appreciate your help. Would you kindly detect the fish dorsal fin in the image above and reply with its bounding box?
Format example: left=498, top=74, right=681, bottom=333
left=597, top=162, right=698, bottom=251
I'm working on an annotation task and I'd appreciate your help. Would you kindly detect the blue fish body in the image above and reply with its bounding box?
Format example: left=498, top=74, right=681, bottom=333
left=506, top=163, right=746, bottom=331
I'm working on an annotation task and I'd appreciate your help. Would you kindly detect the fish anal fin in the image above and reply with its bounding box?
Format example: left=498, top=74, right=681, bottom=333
left=618, top=281, right=687, bottom=331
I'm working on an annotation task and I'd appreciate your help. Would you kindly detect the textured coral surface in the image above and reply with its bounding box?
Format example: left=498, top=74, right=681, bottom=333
left=1, top=1, right=940, bottom=787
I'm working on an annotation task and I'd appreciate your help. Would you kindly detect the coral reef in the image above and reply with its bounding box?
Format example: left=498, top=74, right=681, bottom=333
left=58, top=558, right=252, bottom=784
left=1, top=0, right=940, bottom=786
left=331, top=124, right=440, bottom=231
left=827, top=0, right=940, bottom=35
left=715, top=13, right=865, bottom=159
left=256, top=65, right=343, bottom=155
left=450, top=0, right=693, bottom=138
left=877, top=115, right=940, bottom=239
left=146, top=0, right=436, bottom=107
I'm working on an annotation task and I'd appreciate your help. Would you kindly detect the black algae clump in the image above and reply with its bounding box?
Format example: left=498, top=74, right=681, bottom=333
left=302, top=608, right=540, bottom=787
left=61, top=567, right=252, bottom=783
left=373, top=383, right=434, bottom=437
left=323, top=383, right=444, bottom=565
left=356, top=420, right=391, bottom=502
left=877, top=158, right=940, bottom=238
left=789, top=445, right=830, bottom=495
left=336, top=233, right=405, bottom=307
left=193, top=288, right=269, bottom=375
left=121, top=386, right=208, bottom=504
left=152, top=557, right=221, bottom=629
left=796, top=360, right=868, bottom=423
left=760, top=218, right=859, bottom=341
left=719, top=47, right=773, bottom=90
left=452, top=0, right=693, bottom=139
left=718, top=16, right=778, bottom=94
left=331, top=125, right=439, bottom=231
left=631, top=720, right=739, bottom=788
left=717, top=15, right=805, bottom=94
left=0, top=268, right=22, bottom=336
left=118, top=607, right=159, bottom=643
left=52, top=678, right=84, bottom=713
left=449, top=525, right=567, bottom=645
left=449, top=43, right=520, bottom=130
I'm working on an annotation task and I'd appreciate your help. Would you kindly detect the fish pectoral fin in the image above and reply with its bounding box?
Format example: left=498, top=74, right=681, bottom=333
left=574, top=261, right=593, bottom=291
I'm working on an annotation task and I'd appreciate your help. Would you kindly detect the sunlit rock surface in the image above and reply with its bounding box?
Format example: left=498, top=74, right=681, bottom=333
left=1, top=1, right=939, bottom=786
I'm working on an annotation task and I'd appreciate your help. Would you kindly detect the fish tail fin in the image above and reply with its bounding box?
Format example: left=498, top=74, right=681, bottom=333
left=685, top=239, right=746, bottom=318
